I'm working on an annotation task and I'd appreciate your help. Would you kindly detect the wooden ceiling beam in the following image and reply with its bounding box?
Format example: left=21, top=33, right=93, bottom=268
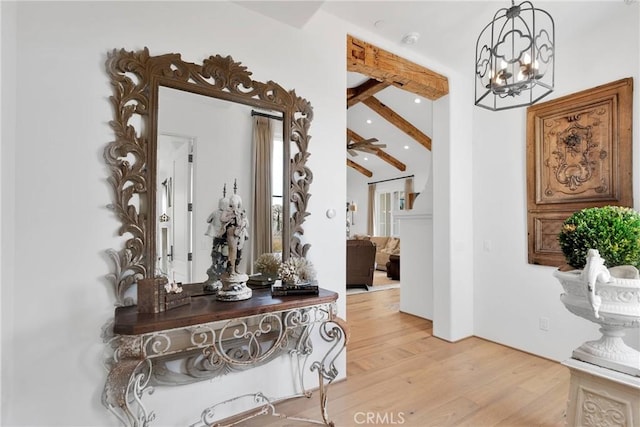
left=347, top=34, right=449, bottom=100
left=372, top=148, right=407, bottom=172
left=347, top=128, right=406, bottom=171
left=347, top=78, right=390, bottom=108
left=347, top=159, right=373, bottom=177
left=362, top=96, right=432, bottom=151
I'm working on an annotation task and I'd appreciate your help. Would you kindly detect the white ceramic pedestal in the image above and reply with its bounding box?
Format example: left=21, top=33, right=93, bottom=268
left=562, top=358, right=640, bottom=427
left=216, top=272, right=251, bottom=301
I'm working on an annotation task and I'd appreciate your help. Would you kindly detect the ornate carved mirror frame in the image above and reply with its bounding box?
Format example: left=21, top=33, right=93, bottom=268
left=105, top=48, right=313, bottom=306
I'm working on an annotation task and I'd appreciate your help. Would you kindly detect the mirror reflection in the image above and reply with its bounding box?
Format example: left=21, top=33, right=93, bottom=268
left=156, top=86, right=284, bottom=284
left=156, top=133, right=194, bottom=283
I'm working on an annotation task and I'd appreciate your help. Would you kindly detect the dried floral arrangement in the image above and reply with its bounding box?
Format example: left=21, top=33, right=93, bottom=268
left=254, top=253, right=282, bottom=277
left=278, top=257, right=316, bottom=285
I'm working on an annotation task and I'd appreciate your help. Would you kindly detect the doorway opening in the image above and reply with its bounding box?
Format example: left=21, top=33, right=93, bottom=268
left=345, top=34, right=449, bottom=325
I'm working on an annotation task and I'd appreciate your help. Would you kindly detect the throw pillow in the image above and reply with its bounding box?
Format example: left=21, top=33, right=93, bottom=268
left=384, top=237, right=399, bottom=251
left=370, top=237, right=386, bottom=248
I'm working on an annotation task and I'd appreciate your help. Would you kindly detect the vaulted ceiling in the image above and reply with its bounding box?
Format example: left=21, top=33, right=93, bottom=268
left=238, top=1, right=632, bottom=179
left=346, top=35, right=447, bottom=179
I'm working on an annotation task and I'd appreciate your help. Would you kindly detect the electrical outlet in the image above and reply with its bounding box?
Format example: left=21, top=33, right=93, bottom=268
left=539, top=317, right=550, bottom=331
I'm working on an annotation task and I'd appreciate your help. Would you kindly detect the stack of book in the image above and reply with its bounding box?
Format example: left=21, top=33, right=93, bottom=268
left=271, top=281, right=319, bottom=296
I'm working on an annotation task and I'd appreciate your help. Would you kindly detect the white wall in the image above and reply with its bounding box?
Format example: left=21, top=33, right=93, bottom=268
left=473, top=2, right=640, bottom=360
left=4, top=1, right=637, bottom=425
left=432, top=78, right=476, bottom=342
left=346, top=167, right=369, bottom=236
left=399, top=214, right=433, bottom=319
left=0, top=2, right=18, bottom=424
left=1, top=2, right=347, bottom=425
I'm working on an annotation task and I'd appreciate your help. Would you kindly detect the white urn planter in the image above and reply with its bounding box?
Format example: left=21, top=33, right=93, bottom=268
left=554, top=249, right=640, bottom=377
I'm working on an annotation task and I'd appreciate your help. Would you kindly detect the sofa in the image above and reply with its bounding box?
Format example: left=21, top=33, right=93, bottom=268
left=352, top=235, right=400, bottom=272
left=346, top=239, right=376, bottom=289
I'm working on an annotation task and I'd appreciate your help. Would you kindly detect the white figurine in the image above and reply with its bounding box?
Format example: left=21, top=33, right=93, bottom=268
left=205, top=195, right=228, bottom=238
left=219, top=193, right=249, bottom=274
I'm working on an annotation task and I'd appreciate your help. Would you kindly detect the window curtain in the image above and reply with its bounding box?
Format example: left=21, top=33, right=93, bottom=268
left=367, top=183, right=376, bottom=235
left=252, top=116, right=273, bottom=264
left=404, top=177, right=414, bottom=210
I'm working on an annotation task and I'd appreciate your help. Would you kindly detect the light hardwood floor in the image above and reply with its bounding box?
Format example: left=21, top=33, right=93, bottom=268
left=237, top=288, right=569, bottom=426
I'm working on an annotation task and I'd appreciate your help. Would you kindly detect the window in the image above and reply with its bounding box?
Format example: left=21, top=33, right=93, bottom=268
left=377, top=190, right=405, bottom=236
left=377, top=192, right=391, bottom=236
left=272, top=138, right=283, bottom=252
left=392, top=191, right=405, bottom=235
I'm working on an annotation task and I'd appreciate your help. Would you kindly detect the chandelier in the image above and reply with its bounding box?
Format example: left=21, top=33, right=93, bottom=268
left=475, top=0, right=555, bottom=111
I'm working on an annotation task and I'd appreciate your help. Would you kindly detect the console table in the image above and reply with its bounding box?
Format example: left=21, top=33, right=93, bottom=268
left=102, top=287, right=348, bottom=426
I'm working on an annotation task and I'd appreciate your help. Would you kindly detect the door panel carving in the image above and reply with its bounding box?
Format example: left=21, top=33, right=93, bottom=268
left=527, top=78, right=633, bottom=266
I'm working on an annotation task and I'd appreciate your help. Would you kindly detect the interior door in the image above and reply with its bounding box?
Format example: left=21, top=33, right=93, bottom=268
left=170, top=139, right=192, bottom=283
left=157, top=133, right=194, bottom=283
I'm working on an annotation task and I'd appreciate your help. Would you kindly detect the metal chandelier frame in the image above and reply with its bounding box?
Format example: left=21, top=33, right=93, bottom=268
left=475, top=0, right=555, bottom=111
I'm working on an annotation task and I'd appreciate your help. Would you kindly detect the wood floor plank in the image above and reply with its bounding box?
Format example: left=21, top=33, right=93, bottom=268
left=221, top=288, right=569, bottom=426
left=410, top=396, right=480, bottom=427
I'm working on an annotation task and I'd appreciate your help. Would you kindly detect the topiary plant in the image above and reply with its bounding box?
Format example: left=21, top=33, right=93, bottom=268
left=558, top=206, right=640, bottom=269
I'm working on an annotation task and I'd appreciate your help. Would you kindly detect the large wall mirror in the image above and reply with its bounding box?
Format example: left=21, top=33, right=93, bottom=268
left=105, top=48, right=313, bottom=306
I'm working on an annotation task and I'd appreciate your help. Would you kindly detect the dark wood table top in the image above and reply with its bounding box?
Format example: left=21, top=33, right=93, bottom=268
left=113, top=286, right=338, bottom=335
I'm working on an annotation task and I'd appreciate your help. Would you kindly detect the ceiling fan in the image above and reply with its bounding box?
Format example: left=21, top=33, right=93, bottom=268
left=347, top=137, right=387, bottom=156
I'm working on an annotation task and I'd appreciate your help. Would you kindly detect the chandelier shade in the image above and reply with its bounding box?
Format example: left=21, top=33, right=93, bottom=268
left=475, top=0, right=555, bottom=111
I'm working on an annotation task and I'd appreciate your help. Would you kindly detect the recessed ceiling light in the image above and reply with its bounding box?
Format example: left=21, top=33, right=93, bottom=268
left=366, top=119, right=372, bottom=124
left=401, top=32, right=420, bottom=45
left=364, top=157, right=369, bottom=161
left=414, top=98, right=421, bottom=104
left=404, top=145, right=409, bottom=150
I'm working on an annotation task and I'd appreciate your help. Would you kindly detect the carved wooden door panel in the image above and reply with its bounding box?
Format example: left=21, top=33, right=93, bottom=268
left=526, top=78, right=633, bottom=267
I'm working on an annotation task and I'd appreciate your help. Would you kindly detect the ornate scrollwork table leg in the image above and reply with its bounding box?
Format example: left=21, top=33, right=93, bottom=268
left=310, top=316, right=350, bottom=426
left=103, top=343, right=155, bottom=427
